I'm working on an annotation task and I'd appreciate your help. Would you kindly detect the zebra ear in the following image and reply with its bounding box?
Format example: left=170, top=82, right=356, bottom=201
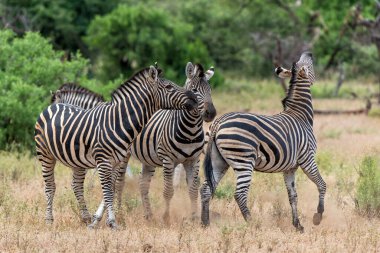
left=205, top=67, right=214, bottom=80
left=186, top=62, right=195, bottom=79
left=149, top=65, right=159, bottom=82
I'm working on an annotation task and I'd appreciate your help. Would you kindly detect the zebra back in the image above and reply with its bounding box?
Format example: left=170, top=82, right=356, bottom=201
left=51, top=83, right=105, bottom=109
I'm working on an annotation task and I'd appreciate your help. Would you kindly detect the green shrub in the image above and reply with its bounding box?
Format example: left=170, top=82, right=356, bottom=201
left=0, top=29, right=91, bottom=151
left=356, top=156, right=380, bottom=217
left=316, top=151, right=334, bottom=174
left=214, top=182, right=235, bottom=200
left=85, top=4, right=221, bottom=86
left=368, top=107, right=380, bottom=118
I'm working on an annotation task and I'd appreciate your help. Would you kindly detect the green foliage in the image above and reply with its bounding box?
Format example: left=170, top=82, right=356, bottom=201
left=1, top=0, right=119, bottom=54
left=316, top=151, right=334, bottom=174
left=356, top=156, right=380, bottom=217
left=368, top=107, right=380, bottom=118
left=215, top=181, right=235, bottom=200
left=85, top=4, right=217, bottom=86
left=0, top=30, right=91, bottom=151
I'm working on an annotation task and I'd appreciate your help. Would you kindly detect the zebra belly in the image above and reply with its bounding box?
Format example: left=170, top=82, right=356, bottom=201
left=254, top=142, right=298, bottom=172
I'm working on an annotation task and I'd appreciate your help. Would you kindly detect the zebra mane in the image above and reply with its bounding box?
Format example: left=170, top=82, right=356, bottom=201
left=194, top=64, right=205, bottom=77
left=51, top=83, right=104, bottom=103
left=111, top=67, right=163, bottom=99
left=281, top=62, right=297, bottom=109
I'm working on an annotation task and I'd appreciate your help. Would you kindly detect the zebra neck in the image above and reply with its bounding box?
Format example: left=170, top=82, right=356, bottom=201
left=282, top=82, right=314, bottom=125
left=175, top=109, right=203, bottom=140
left=110, top=83, right=157, bottom=143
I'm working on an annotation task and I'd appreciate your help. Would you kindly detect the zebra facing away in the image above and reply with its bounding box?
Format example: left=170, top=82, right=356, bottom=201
left=200, top=52, right=326, bottom=232
left=51, top=83, right=105, bottom=109
left=35, top=65, right=198, bottom=229
left=112, top=62, right=216, bottom=223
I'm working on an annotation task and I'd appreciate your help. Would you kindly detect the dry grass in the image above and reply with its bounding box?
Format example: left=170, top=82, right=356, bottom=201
left=1, top=83, right=380, bottom=252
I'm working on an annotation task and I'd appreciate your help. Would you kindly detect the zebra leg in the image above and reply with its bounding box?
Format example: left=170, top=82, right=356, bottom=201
left=139, top=164, right=155, bottom=220
left=283, top=169, right=304, bottom=232
left=89, top=161, right=117, bottom=229
left=200, top=142, right=229, bottom=226
left=300, top=159, right=327, bottom=225
left=89, top=167, right=121, bottom=228
left=162, top=162, right=175, bottom=224
left=183, top=160, right=200, bottom=219
left=71, top=168, right=91, bottom=224
left=233, top=166, right=254, bottom=222
left=115, top=151, right=131, bottom=210
left=41, top=159, right=57, bottom=224
left=115, top=165, right=127, bottom=210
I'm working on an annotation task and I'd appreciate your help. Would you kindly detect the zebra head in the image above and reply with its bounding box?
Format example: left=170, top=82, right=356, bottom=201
left=148, top=65, right=198, bottom=111
left=296, top=52, right=315, bottom=84
left=275, top=66, right=292, bottom=79
left=275, top=52, right=315, bottom=84
left=184, top=62, right=217, bottom=122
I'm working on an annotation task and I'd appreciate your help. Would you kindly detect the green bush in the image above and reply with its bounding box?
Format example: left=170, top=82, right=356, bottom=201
left=0, top=30, right=91, bottom=151
left=85, top=4, right=221, bottom=86
left=316, top=151, right=334, bottom=174
left=214, top=181, right=235, bottom=200
left=356, top=156, right=380, bottom=217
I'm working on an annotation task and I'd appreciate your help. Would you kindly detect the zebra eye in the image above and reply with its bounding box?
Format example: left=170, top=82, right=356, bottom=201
left=165, top=84, right=173, bottom=90
left=192, top=88, right=198, bottom=92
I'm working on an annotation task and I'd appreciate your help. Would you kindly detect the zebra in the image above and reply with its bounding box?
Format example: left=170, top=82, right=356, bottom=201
left=51, top=83, right=105, bottom=109
left=34, top=65, right=198, bottom=229
left=51, top=83, right=134, bottom=205
left=200, top=52, right=326, bottom=232
left=112, top=62, right=216, bottom=223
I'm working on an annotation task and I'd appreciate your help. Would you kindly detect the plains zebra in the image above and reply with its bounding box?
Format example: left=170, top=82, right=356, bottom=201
left=51, top=83, right=105, bottom=109
left=200, top=52, right=326, bottom=232
left=51, top=83, right=133, bottom=207
left=35, top=65, right=197, bottom=229
left=113, top=62, right=216, bottom=222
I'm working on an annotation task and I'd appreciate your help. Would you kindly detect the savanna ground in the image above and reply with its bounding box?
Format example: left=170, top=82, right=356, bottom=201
left=1, top=79, right=380, bottom=252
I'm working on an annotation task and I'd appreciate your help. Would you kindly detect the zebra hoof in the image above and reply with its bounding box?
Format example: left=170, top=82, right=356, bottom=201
left=201, top=216, right=210, bottom=227
left=296, top=225, right=304, bottom=233
left=87, top=223, right=98, bottom=230
left=144, top=214, right=153, bottom=221
left=82, top=215, right=92, bottom=224
left=107, top=220, right=118, bottom=230
left=313, top=213, right=322, bottom=225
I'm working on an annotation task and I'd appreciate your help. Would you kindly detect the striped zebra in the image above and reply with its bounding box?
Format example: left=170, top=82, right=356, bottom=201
left=34, top=65, right=198, bottom=229
left=200, top=52, right=326, bottom=232
left=113, top=62, right=216, bottom=222
left=51, top=83, right=105, bottom=109
left=51, top=83, right=134, bottom=178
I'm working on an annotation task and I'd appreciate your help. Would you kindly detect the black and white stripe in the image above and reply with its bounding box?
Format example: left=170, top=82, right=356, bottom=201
left=200, top=52, right=326, bottom=232
left=51, top=83, right=105, bottom=109
left=35, top=66, right=197, bottom=228
left=114, top=63, right=216, bottom=222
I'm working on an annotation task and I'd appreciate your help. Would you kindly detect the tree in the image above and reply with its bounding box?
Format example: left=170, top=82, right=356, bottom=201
left=0, top=30, right=90, bottom=150
left=85, top=4, right=216, bottom=85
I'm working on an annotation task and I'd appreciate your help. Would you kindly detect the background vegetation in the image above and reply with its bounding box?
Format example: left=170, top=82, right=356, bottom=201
left=1, top=0, right=379, bottom=150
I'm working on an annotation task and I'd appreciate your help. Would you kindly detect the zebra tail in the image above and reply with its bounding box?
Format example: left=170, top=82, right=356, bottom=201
left=204, top=130, right=217, bottom=196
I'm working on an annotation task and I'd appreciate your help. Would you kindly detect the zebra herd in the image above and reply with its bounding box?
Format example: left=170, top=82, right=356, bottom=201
left=35, top=52, right=326, bottom=232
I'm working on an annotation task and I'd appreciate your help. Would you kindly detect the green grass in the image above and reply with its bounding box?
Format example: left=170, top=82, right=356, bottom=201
left=316, top=151, right=334, bottom=174
left=356, top=156, right=380, bottom=218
